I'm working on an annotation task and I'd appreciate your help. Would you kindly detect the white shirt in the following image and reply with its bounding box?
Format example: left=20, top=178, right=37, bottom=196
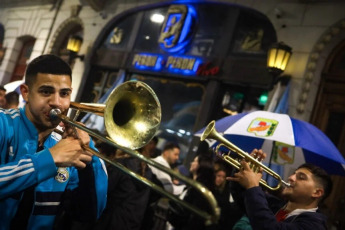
left=149, top=155, right=186, bottom=195
left=286, top=207, right=318, bottom=219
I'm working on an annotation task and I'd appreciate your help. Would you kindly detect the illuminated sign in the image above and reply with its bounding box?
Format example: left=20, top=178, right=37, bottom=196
left=132, top=53, right=203, bottom=75
left=158, top=5, right=196, bottom=53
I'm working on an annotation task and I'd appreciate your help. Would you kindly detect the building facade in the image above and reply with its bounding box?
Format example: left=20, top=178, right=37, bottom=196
left=0, top=0, right=345, bottom=228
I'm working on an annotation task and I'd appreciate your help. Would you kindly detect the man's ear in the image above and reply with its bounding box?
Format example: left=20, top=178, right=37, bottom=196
left=312, top=187, right=324, bottom=199
left=20, top=84, right=29, bottom=102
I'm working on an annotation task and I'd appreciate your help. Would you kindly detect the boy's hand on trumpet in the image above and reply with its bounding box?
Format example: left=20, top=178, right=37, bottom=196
left=227, top=149, right=267, bottom=189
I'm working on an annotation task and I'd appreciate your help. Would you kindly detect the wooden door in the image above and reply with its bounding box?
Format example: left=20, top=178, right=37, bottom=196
left=10, top=38, right=35, bottom=82
left=311, top=40, right=345, bottom=229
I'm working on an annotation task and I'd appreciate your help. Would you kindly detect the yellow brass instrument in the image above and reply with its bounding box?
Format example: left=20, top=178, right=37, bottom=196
left=200, top=120, right=290, bottom=191
left=50, top=81, right=220, bottom=225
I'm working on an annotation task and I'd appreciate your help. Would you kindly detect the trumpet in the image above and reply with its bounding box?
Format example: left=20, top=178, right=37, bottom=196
left=200, top=120, right=290, bottom=191
left=50, top=81, right=220, bottom=225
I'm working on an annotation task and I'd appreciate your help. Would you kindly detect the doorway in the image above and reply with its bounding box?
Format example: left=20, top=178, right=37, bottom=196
left=311, top=39, right=345, bottom=229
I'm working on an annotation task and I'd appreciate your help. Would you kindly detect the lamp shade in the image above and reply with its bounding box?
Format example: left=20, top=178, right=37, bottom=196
left=67, top=35, right=83, bottom=53
left=267, top=42, right=292, bottom=76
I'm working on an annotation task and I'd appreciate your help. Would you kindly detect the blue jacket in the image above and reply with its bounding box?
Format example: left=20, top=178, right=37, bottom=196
left=244, top=186, right=328, bottom=230
left=0, top=107, right=107, bottom=230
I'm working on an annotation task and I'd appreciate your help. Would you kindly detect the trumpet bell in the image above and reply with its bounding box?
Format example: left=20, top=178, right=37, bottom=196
left=104, top=81, right=161, bottom=150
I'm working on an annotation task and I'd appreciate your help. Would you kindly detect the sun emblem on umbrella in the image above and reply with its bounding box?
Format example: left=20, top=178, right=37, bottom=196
left=247, top=118, right=278, bottom=137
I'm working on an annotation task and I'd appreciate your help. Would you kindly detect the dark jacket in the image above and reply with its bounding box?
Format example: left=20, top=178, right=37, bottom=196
left=244, top=186, right=328, bottom=230
left=93, top=157, right=152, bottom=230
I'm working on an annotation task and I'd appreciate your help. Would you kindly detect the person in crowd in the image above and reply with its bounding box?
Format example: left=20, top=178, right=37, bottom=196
left=227, top=149, right=333, bottom=230
left=0, top=85, right=7, bottom=108
left=5, top=91, right=19, bottom=109
left=89, top=141, right=152, bottom=230
left=0, top=54, right=107, bottom=230
left=213, top=164, right=245, bottom=230
left=146, top=142, right=185, bottom=230
left=139, top=136, right=160, bottom=158
left=167, top=150, right=217, bottom=230
left=149, top=142, right=186, bottom=196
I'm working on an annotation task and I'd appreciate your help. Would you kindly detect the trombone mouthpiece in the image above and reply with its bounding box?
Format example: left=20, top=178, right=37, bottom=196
left=282, top=181, right=291, bottom=188
left=49, top=109, right=61, bottom=120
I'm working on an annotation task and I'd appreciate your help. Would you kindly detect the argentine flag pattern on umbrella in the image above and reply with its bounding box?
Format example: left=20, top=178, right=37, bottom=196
left=196, top=111, right=345, bottom=182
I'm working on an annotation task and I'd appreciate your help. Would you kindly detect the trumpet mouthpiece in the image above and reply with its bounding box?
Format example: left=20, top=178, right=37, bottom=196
left=49, top=109, right=61, bottom=120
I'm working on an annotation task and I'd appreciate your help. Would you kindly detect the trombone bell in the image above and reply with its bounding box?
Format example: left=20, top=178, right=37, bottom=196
left=70, top=81, right=161, bottom=150
left=104, top=81, right=161, bottom=150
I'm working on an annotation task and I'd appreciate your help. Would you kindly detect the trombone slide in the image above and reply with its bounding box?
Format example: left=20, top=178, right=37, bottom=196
left=49, top=81, right=220, bottom=225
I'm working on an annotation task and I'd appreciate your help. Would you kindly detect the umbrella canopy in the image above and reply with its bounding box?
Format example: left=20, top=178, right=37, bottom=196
left=4, top=80, right=26, bottom=108
left=4, top=80, right=24, bottom=93
left=196, top=111, right=345, bottom=179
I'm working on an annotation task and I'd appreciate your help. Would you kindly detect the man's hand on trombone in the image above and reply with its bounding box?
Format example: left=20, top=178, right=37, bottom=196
left=226, top=149, right=267, bottom=189
left=49, top=121, right=93, bottom=169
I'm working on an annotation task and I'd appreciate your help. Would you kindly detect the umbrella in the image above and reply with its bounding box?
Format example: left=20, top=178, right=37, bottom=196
left=4, top=80, right=26, bottom=108
left=195, top=111, right=345, bottom=182
left=4, top=80, right=24, bottom=93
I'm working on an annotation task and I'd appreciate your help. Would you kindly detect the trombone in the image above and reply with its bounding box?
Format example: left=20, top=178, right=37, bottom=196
left=200, top=120, right=290, bottom=191
left=50, top=81, right=220, bottom=225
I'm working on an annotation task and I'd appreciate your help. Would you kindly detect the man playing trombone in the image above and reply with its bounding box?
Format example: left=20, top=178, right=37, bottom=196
left=0, top=54, right=107, bottom=230
left=228, top=149, right=333, bottom=230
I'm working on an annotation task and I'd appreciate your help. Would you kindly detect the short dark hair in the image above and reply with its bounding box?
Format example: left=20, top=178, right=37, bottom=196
left=298, top=163, right=333, bottom=201
left=151, top=136, right=159, bottom=144
left=25, top=54, right=72, bottom=87
left=0, top=85, right=6, bottom=92
left=5, top=91, right=19, bottom=106
left=163, top=142, right=180, bottom=152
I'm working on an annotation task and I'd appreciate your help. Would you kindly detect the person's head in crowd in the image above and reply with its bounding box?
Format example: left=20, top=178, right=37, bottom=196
left=189, top=153, right=214, bottom=181
left=5, top=91, right=19, bottom=109
left=189, top=155, right=200, bottom=179
left=96, top=142, right=117, bottom=160
left=0, top=85, right=7, bottom=108
left=196, top=153, right=215, bottom=189
left=215, top=167, right=227, bottom=192
left=283, top=163, right=333, bottom=204
left=161, top=142, right=180, bottom=165
left=139, top=136, right=159, bottom=158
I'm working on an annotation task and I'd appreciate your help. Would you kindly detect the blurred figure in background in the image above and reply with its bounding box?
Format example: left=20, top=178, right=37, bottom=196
left=170, top=151, right=217, bottom=230
left=139, top=136, right=159, bottom=158
left=0, top=85, right=6, bottom=108
left=92, top=141, right=150, bottom=230
left=149, top=142, right=185, bottom=196
left=5, top=91, right=19, bottom=109
left=213, top=162, right=245, bottom=230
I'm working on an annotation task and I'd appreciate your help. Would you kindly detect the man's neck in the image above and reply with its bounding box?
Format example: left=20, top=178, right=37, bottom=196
left=285, top=200, right=318, bottom=212
left=38, top=129, right=54, bottom=147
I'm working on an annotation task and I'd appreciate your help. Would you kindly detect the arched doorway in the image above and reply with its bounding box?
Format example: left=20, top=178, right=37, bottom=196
left=10, top=36, right=36, bottom=82
left=311, top=39, right=345, bottom=229
left=49, top=18, right=84, bottom=66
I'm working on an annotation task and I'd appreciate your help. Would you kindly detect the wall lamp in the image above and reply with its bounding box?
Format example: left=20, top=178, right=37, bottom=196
left=67, top=35, right=84, bottom=63
left=0, top=44, right=6, bottom=66
left=267, top=41, right=292, bottom=85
